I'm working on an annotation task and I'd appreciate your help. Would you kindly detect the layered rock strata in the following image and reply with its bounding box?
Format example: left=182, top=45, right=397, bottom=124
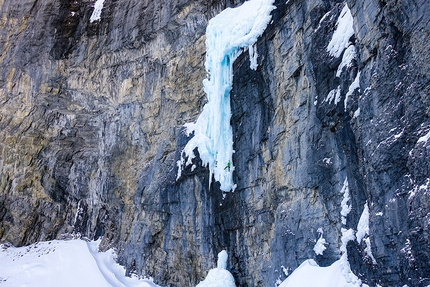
left=0, top=0, right=429, bottom=286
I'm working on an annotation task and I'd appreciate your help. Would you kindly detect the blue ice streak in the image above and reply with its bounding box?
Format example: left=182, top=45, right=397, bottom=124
left=177, top=0, right=276, bottom=192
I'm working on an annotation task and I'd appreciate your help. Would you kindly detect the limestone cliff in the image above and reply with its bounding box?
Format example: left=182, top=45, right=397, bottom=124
left=0, top=0, right=429, bottom=286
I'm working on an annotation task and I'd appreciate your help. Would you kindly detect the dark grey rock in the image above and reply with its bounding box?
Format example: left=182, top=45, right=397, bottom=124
left=0, top=0, right=429, bottom=286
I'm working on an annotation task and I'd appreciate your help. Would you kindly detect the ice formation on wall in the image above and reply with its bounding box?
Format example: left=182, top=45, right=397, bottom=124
left=340, top=178, right=351, bottom=224
left=177, top=0, right=276, bottom=192
left=327, top=3, right=354, bottom=57
left=356, top=202, right=377, bottom=264
left=90, top=0, right=106, bottom=23
left=196, top=250, right=236, bottom=287
left=313, top=228, right=327, bottom=255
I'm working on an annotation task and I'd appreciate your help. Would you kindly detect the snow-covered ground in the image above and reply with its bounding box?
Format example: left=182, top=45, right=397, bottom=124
left=0, top=238, right=367, bottom=287
left=278, top=259, right=364, bottom=287
left=0, top=239, right=158, bottom=287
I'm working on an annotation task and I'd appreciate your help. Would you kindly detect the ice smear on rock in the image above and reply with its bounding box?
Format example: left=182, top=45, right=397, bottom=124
left=177, top=0, right=276, bottom=192
left=344, top=71, right=360, bottom=111
left=356, top=202, right=369, bottom=243
left=356, top=202, right=377, bottom=264
left=327, top=3, right=354, bottom=58
left=196, top=250, right=236, bottom=287
left=340, top=177, right=351, bottom=224
left=418, top=130, right=430, bottom=143
left=90, top=0, right=106, bottom=23
left=313, top=228, right=327, bottom=255
left=325, top=86, right=341, bottom=104
left=249, top=44, right=259, bottom=70
left=336, top=45, right=356, bottom=77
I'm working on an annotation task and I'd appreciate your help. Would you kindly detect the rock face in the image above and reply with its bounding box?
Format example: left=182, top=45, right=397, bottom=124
left=0, top=0, right=429, bottom=286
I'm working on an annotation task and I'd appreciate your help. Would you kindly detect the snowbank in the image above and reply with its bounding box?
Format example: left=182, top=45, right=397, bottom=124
left=278, top=259, right=362, bottom=287
left=0, top=239, right=159, bottom=287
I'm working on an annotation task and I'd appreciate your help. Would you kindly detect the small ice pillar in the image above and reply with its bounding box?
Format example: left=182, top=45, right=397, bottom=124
left=217, top=250, right=229, bottom=269
left=177, top=0, right=276, bottom=192
left=196, top=250, right=235, bottom=287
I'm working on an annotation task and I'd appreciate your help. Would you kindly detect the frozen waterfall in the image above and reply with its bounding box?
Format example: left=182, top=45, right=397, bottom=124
left=177, top=0, right=276, bottom=192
